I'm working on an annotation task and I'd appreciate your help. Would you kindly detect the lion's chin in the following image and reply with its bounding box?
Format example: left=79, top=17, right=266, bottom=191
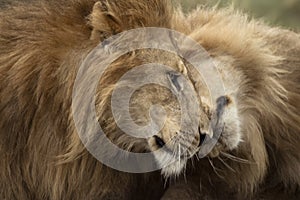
left=152, top=150, right=187, bottom=177
left=161, top=160, right=186, bottom=177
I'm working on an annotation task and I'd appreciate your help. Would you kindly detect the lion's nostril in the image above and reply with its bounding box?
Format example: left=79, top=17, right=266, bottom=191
left=198, top=127, right=207, bottom=146
left=153, top=135, right=165, bottom=148
left=199, top=133, right=207, bottom=146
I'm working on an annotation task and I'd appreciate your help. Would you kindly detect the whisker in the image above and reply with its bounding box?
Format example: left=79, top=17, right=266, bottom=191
left=220, top=151, right=253, bottom=164
left=178, top=143, right=181, bottom=167
left=217, top=157, right=236, bottom=173
left=208, top=158, right=225, bottom=180
left=194, top=152, right=200, bottom=161
left=163, top=176, right=169, bottom=188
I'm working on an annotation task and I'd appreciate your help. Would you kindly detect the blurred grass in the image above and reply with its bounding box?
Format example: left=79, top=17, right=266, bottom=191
left=178, top=0, right=300, bottom=31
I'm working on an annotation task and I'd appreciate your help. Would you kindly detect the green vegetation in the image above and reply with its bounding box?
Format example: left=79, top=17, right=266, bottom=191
left=178, top=0, right=300, bottom=31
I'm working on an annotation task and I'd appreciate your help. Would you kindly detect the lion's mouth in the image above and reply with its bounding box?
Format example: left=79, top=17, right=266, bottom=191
left=153, top=134, right=199, bottom=160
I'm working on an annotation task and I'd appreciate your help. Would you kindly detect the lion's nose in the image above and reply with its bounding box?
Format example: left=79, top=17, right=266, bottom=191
left=199, top=132, right=207, bottom=146
left=153, top=135, right=165, bottom=148
left=198, top=127, right=212, bottom=147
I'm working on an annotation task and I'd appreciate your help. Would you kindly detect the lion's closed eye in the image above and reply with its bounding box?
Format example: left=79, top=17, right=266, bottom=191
left=167, top=71, right=184, bottom=92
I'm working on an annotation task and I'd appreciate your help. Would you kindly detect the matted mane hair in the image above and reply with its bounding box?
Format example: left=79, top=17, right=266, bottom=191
left=0, top=0, right=185, bottom=199
left=164, top=7, right=300, bottom=199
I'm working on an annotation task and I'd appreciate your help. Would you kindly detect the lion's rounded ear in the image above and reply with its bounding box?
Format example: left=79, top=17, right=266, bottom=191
left=89, top=0, right=172, bottom=41
left=89, top=1, right=122, bottom=41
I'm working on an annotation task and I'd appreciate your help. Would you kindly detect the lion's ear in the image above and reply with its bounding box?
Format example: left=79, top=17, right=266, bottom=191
left=89, top=0, right=172, bottom=41
left=89, top=1, right=123, bottom=41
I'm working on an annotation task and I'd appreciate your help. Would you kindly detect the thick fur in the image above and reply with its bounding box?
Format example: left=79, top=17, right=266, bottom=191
left=0, top=0, right=177, bottom=199
left=164, top=7, right=300, bottom=200
left=0, top=0, right=299, bottom=200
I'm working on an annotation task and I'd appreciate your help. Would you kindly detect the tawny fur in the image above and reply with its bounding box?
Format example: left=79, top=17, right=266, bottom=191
left=0, top=0, right=299, bottom=200
left=164, top=7, right=300, bottom=200
left=0, top=0, right=176, bottom=199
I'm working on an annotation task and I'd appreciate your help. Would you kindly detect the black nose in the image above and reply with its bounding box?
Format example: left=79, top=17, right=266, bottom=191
left=153, top=135, right=165, bottom=148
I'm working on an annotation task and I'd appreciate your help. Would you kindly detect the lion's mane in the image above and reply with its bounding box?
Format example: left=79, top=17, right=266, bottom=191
left=0, top=0, right=179, bottom=199
left=164, top=7, right=300, bottom=200
left=0, top=1, right=299, bottom=200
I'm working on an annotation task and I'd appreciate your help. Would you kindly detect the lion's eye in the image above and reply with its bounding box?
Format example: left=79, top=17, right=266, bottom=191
left=167, top=71, right=184, bottom=92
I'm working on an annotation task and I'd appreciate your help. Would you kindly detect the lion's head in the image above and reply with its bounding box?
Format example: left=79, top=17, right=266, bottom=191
left=85, top=0, right=244, bottom=178
left=88, top=2, right=299, bottom=193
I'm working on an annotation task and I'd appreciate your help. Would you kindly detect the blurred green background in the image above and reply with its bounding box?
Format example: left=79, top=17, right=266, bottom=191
left=178, top=0, right=300, bottom=31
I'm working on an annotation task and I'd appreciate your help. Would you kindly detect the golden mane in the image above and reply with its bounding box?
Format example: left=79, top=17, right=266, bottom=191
left=164, top=7, right=300, bottom=199
left=0, top=0, right=299, bottom=199
left=0, top=0, right=179, bottom=199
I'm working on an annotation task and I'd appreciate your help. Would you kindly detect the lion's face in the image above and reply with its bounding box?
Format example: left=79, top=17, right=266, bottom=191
left=119, top=51, right=244, bottom=177
left=120, top=51, right=213, bottom=177
left=139, top=57, right=243, bottom=176
left=95, top=49, right=215, bottom=176
left=90, top=0, right=244, bottom=175
left=96, top=48, right=243, bottom=177
left=88, top=0, right=232, bottom=177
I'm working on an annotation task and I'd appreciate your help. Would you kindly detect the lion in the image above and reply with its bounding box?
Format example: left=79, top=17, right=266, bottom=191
left=0, top=0, right=184, bottom=199
left=0, top=0, right=299, bottom=200
left=162, top=6, right=300, bottom=200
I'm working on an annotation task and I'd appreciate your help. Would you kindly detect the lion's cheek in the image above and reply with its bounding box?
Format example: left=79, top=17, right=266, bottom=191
left=220, top=104, right=242, bottom=150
